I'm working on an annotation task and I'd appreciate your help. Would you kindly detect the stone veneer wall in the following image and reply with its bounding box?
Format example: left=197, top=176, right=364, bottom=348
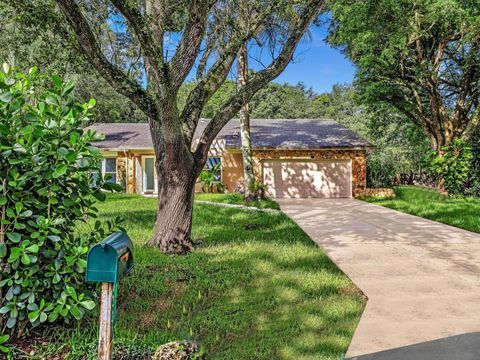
left=252, top=149, right=367, bottom=197
left=114, top=148, right=367, bottom=197
left=116, top=153, right=138, bottom=194
left=361, top=188, right=395, bottom=198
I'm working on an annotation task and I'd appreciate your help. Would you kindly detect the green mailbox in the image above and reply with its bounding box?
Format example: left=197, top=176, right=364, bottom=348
left=86, top=231, right=134, bottom=360
left=86, top=232, right=134, bottom=284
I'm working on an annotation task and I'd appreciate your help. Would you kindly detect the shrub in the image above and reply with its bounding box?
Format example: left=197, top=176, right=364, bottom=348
left=0, top=64, right=121, bottom=338
left=200, top=162, right=223, bottom=193
left=248, top=180, right=267, bottom=200
left=366, top=150, right=398, bottom=188
left=429, top=139, right=473, bottom=195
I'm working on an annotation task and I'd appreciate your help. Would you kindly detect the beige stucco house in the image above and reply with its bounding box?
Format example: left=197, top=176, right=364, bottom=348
left=87, top=118, right=372, bottom=198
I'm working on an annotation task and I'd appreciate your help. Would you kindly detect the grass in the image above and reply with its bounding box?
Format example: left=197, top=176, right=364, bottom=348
left=25, top=193, right=365, bottom=360
left=195, top=192, right=280, bottom=210
left=363, top=186, right=480, bottom=233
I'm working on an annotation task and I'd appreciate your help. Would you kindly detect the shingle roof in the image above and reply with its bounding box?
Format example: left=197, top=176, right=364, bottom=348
left=87, top=123, right=153, bottom=149
left=87, top=119, right=372, bottom=150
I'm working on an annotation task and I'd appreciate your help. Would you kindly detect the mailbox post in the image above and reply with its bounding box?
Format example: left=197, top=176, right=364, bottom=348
left=86, top=232, right=134, bottom=360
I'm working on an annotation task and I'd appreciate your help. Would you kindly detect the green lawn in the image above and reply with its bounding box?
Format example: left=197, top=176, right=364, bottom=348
left=28, top=193, right=365, bottom=360
left=195, top=192, right=280, bottom=210
left=363, top=186, right=480, bottom=233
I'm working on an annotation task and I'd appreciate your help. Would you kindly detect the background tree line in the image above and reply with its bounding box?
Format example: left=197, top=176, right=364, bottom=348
left=1, top=0, right=478, bottom=196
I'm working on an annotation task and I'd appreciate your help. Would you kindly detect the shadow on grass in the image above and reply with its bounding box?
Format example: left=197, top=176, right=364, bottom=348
left=368, top=186, right=480, bottom=233
left=59, top=194, right=365, bottom=360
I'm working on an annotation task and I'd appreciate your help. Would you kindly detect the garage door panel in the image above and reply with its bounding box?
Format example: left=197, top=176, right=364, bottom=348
left=263, top=162, right=277, bottom=198
left=263, top=160, right=351, bottom=198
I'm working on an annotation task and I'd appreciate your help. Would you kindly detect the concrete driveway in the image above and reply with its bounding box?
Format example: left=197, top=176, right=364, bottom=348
left=278, top=199, right=480, bottom=358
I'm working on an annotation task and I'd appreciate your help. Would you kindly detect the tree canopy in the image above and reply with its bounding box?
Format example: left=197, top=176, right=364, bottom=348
left=328, top=0, right=480, bottom=151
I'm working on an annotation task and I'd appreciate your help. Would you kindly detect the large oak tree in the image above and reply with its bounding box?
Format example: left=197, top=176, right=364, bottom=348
left=50, top=0, right=323, bottom=253
left=329, top=0, right=480, bottom=152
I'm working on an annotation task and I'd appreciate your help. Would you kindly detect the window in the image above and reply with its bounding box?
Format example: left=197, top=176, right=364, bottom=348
left=103, top=157, right=117, bottom=184
left=204, top=157, right=222, bottom=181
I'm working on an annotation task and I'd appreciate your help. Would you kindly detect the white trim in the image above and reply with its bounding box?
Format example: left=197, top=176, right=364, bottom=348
left=141, top=155, right=157, bottom=194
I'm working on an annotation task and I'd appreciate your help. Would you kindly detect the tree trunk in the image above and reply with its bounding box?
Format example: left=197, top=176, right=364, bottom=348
left=147, top=117, right=197, bottom=254
left=435, top=147, right=448, bottom=195
left=237, top=43, right=255, bottom=201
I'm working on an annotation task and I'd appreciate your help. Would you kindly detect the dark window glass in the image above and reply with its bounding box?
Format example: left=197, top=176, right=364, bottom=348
left=104, top=158, right=116, bottom=173
left=103, top=157, right=117, bottom=184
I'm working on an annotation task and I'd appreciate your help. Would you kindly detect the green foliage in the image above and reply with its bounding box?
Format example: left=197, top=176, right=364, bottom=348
left=0, top=0, right=147, bottom=124
left=429, top=140, right=473, bottom=195
left=366, top=152, right=398, bottom=188
left=248, top=179, right=268, bottom=200
left=249, top=82, right=317, bottom=118
left=464, top=127, right=480, bottom=196
left=366, top=125, right=431, bottom=188
left=199, top=163, right=223, bottom=193
left=0, top=66, right=122, bottom=338
left=0, top=334, right=10, bottom=354
left=328, top=0, right=480, bottom=150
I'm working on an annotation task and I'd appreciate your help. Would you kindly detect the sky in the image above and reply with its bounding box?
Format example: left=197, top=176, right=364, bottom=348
left=143, top=16, right=356, bottom=95
left=208, top=22, right=357, bottom=95
left=273, top=25, right=356, bottom=94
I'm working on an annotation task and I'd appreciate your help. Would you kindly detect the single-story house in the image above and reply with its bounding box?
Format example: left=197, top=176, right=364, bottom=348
left=87, top=119, right=373, bottom=198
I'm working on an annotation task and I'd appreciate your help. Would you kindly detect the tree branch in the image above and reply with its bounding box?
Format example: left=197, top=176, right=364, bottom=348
left=168, top=0, right=211, bottom=90
left=193, top=0, right=323, bottom=170
left=110, top=0, right=163, bottom=66
left=56, top=0, right=157, bottom=117
left=181, top=42, right=242, bottom=143
left=453, top=39, right=479, bottom=131
left=181, top=6, right=271, bottom=143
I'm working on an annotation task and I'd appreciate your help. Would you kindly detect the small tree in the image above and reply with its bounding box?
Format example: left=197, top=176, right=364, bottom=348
left=0, top=65, right=121, bottom=338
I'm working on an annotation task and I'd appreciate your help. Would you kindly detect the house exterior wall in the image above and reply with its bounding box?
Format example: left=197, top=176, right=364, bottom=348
left=103, top=150, right=154, bottom=194
left=106, top=148, right=367, bottom=197
left=252, top=149, right=367, bottom=197
left=221, top=151, right=244, bottom=192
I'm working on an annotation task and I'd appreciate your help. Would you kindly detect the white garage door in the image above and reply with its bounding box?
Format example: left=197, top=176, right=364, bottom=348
left=262, top=160, right=352, bottom=198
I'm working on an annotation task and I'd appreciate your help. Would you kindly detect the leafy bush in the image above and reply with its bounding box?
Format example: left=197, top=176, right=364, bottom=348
left=366, top=151, right=398, bottom=188
left=248, top=180, right=267, bottom=201
left=199, top=162, right=223, bottom=193
left=0, top=65, right=121, bottom=338
left=429, top=139, right=473, bottom=195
